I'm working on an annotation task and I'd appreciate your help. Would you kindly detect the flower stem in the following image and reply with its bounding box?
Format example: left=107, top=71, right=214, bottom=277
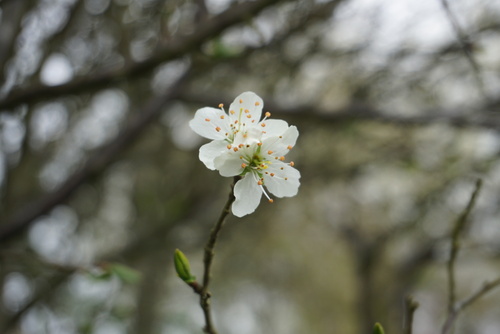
left=199, top=177, right=239, bottom=334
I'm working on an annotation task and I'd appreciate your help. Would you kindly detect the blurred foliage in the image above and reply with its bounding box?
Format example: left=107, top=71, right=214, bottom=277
left=1, top=0, right=500, bottom=334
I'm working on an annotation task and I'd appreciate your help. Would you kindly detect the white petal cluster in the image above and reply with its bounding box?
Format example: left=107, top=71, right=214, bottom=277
left=189, top=92, right=300, bottom=217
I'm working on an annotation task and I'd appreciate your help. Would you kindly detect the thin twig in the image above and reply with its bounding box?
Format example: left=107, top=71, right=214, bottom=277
left=439, top=0, right=485, bottom=96
left=442, top=277, right=500, bottom=334
left=446, top=179, right=482, bottom=313
left=196, top=177, right=238, bottom=334
left=404, top=295, right=419, bottom=334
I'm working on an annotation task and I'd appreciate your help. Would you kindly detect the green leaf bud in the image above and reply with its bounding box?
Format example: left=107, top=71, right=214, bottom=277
left=373, top=322, right=385, bottom=334
left=174, top=249, right=196, bottom=283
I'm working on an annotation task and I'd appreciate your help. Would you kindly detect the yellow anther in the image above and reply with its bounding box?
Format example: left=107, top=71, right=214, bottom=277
left=205, top=118, right=210, bottom=122
left=270, top=173, right=275, bottom=177
left=218, top=103, right=224, bottom=108
left=230, top=110, right=235, bottom=114
left=239, top=99, right=243, bottom=103
left=227, top=144, right=232, bottom=149
left=241, top=163, right=247, bottom=168
left=233, top=147, right=239, bottom=152
left=255, top=101, right=260, bottom=106
left=287, top=145, right=293, bottom=150
left=265, top=111, right=271, bottom=117
left=244, top=109, right=249, bottom=113
left=267, top=150, right=273, bottom=154
left=257, top=180, right=263, bottom=185
left=268, top=199, right=274, bottom=203
left=238, top=144, right=244, bottom=148
left=261, top=123, right=266, bottom=127
left=280, top=167, right=284, bottom=170
left=279, top=135, right=283, bottom=139
left=246, top=114, right=251, bottom=118
left=289, top=161, right=295, bottom=167
left=215, top=127, right=221, bottom=132
left=257, top=142, right=262, bottom=146
left=220, top=115, right=225, bottom=119
left=279, top=156, right=285, bottom=161
left=284, top=177, right=288, bottom=180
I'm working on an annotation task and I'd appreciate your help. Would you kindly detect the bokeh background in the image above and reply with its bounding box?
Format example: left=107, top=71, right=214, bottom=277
left=1, top=0, right=500, bottom=333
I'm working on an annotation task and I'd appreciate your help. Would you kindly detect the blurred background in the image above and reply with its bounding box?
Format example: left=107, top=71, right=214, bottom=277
left=1, top=0, right=500, bottom=333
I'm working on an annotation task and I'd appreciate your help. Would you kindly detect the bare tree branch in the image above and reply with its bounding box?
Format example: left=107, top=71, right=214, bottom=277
left=446, top=179, right=482, bottom=314
left=179, top=92, right=500, bottom=129
left=439, top=0, right=485, bottom=96
left=0, top=72, right=190, bottom=243
left=442, top=277, right=500, bottom=334
left=0, top=0, right=287, bottom=111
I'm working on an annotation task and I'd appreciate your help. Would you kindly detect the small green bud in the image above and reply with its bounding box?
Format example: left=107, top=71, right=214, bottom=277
left=373, top=322, right=385, bottom=334
left=174, top=249, right=196, bottom=283
left=109, top=263, right=142, bottom=284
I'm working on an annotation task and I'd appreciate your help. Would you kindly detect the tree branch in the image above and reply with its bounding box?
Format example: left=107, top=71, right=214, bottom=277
left=442, top=277, right=500, bottom=334
left=0, top=72, right=190, bottom=243
left=178, top=92, right=500, bottom=129
left=198, top=178, right=237, bottom=334
left=439, top=0, right=485, bottom=96
left=0, top=0, right=286, bottom=111
left=446, top=179, right=482, bottom=313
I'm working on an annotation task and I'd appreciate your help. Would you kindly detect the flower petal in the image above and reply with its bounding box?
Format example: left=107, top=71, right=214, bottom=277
left=260, top=119, right=289, bottom=139
left=189, top=107, right=230, bottom=140
left=199, top=140, right=228, bottom=170
left=214, top=152, right=245, bottom=177
left=228, top=92, right=263, bottom=126
left=232, top=174, right=262, bottom=217
left=263, top=162, right=300, bottom=198
left=262, top=125, right=299, bottom=157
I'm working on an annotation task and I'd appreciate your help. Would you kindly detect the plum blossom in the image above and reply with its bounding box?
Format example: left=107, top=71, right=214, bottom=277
left=215, top=125, right=300, bottom=217
left=189, top=91, right=288, bottom=170
left=189, top=92, right=300, bottom=217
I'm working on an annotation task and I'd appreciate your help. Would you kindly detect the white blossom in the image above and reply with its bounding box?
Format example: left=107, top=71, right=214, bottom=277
left=189, top=92, right=300, bottom=217
left=189, top=91, right=288, bottom=169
